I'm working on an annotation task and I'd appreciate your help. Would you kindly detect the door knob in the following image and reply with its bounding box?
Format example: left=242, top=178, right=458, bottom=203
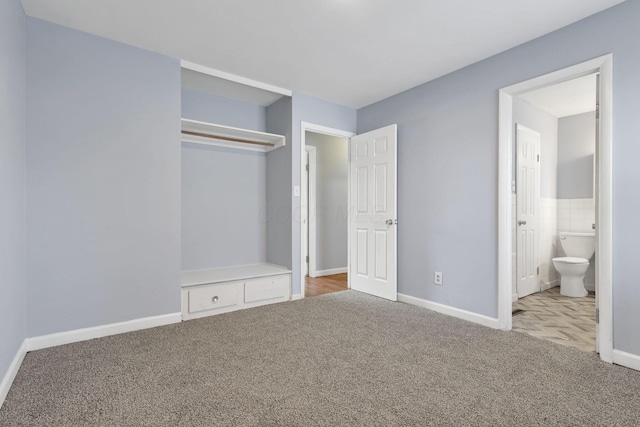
left=386, top=219, right=394, bottom=225
left=518, top=220, right=527, bottom=226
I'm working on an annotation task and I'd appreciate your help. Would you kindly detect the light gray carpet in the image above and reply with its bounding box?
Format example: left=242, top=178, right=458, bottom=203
left=1, top=290, right=639, bottom=426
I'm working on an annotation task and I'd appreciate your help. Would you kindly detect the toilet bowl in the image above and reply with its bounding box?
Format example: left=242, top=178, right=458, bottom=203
left=552, top=257, right=589, bottom=297
left=552, top=232, right=595, bottom=298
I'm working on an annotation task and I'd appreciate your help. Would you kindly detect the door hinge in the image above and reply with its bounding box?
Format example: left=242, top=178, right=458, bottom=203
left=596, top=308, right=600, bottom=324
left=536, top=267, right=539, bottom=275
left=537, top=154, right=540, bottom=162
left=306, top=255, right=309, bottom=262
left=596, top=103, right=600, bottom=119
left=306, top=164, right=309, bottom=171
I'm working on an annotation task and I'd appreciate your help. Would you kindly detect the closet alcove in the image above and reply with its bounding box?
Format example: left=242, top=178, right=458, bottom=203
left=180, top=65, right=292, bottom=320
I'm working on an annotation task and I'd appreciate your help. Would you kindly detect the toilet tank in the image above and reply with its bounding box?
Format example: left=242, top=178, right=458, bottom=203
left=558, top=232, right=595, bottom=259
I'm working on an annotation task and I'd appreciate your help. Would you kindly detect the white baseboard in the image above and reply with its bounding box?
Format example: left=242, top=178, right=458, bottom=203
left=311, top=267, right=347, bottom=278
left=291, top=293, right=302, bottom=301
left=398, top=293, right=501, bottom=329
left=540, top=280, right=559, bottom=292
left=512, top=293, right=518, bottom=303
left=25, top=312, right=181, bottom=352
left=612, top=349, right=640, bottom=372
left=0, top=340, right=28, bottom=408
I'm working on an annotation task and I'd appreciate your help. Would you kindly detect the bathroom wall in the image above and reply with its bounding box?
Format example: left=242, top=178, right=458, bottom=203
left=557, top=112, right=596, bottom=291
left=558, top=112, right=596, bottom=200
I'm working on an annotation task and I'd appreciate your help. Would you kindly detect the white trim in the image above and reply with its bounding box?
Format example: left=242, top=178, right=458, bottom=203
left=398, top=293, right=502, bottom=330
left=25, top=313, right=181, bottom=352
left=612, top=350, right=640, bottom=372
left=180, top=60, right=292, bottom=97
left=0, top=340, right=28, bottom=408
left=512, top=293, right=518, bottom=303
left=498, top=90, right=514, bottom=331
left=314, top=267, right=348, bottom=277
left=540, top=280, right=559, bottom=292
left=300, top=122, right=355, bottom=298
left=306, top=146, right=317, bottom=279
left=498, top=54, right=613, bottom=361
left=291, top=293, right=302, bottom=301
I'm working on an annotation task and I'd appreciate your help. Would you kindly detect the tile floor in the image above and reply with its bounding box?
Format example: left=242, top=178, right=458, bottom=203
left=512, top=287, right=596, bottom=353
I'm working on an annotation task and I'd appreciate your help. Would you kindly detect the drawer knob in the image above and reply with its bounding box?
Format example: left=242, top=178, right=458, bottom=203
left=211, top=296, right=219, bottom=303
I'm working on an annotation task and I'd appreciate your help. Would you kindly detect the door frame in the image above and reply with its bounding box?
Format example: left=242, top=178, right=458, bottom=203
left=304, top=145, right=317, bottom=278
left=515, top=124, right=541, bottom=299
left=300, top=122, right=355, bottom=298
left=498, top=54, right=613, bottom=362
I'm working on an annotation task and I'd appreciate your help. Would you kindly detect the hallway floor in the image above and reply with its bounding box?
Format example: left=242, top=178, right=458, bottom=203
left=512, top=287, right=596, bottom=353
left=305, top=273, right=348, bottom=297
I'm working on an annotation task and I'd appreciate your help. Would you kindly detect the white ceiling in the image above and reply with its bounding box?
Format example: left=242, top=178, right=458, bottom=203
left=519, top=74, right=597, bottom=118
left=20, top=0, right=625, bottom=109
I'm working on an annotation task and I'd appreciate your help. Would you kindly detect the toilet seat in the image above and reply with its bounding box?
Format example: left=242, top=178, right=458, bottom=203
left=552, top=256, right=588, bottom=264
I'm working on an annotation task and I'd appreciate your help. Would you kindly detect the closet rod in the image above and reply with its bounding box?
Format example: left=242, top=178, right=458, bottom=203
left=181, top=130, right=275, bottom=147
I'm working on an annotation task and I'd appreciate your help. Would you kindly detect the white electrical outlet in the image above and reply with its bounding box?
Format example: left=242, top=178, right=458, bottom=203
left=434, top=272, right=443, bottom=285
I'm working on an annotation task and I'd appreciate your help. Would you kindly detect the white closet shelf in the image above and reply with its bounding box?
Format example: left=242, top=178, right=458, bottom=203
left=181, top=118, right=285, bottom=152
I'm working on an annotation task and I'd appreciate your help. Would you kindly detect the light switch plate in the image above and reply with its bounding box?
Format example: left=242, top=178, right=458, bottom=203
left=293, top=185, right=301, bottom=197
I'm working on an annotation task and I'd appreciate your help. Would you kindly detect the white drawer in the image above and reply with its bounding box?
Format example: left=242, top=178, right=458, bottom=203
left=244, top=274, right=290, bottom=305
left=188, top=282, right=243, bottom=314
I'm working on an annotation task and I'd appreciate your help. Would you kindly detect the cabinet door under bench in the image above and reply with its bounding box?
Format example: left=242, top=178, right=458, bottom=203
left=181, top=264, right=292, bottom=321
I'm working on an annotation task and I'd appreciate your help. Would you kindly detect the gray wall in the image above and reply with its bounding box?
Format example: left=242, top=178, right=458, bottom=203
left=305, top=132, right=349, bottom=272
left=265, top=97, right=293, bottom=270
left=291, top=93, right=357, bottom=295
left=513, top=97, right=558, bottom=198
left=0, top=0, right=27, bottom=385
left=181, top=88, right=266, bottom=132
left=26, top=18, right=181, bottom=336
left=357, top=0, right=640, bottom=356
left=181, top=89, right=269, bottom=271
left=558, top=111, right=596, bottom=199
left=181, top=144, right=267, bottom=270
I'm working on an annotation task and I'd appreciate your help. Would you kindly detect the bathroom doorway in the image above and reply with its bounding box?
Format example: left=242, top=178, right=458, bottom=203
left=498, top=55, right=613, bottom=361
left=512, top=74, right=598, bottom=352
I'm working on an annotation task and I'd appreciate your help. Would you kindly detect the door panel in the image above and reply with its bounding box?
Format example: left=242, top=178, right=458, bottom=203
left=349, top=125, right=397, bottom=301
left=516, top=124, right=540, bottom=298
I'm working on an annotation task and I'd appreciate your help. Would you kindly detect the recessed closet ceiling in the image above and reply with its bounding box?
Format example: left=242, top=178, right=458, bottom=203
left=181, top=69, right=284, bottom=107
left=20, top=0, right=625, bottom=109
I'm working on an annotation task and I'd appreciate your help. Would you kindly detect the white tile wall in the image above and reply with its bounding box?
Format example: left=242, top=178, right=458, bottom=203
left=556, top=198, right=596, bottom=291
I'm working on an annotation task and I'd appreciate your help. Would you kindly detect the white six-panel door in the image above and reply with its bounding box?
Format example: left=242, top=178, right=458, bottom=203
left=349, top=125, right=397, bottom=301
left=516, top=124, right=540, bottom=298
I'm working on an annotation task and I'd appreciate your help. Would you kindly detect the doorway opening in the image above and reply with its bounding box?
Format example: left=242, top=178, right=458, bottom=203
left=498, top=55, right=613, bottom=361
left=512, top=74, right=598, bottom=352
left=300, top=123, right=354, bottom=298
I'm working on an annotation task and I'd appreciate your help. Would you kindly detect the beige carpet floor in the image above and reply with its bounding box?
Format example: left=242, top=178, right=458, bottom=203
left=1, top=290, right=639, bottom=426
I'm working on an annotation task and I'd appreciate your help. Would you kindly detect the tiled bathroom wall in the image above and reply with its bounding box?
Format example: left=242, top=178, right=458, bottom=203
left=556, top=198, right=596, bottom=291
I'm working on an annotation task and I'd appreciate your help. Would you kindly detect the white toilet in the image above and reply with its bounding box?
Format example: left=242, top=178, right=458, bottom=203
left=552, top=232, right=595, bottom=297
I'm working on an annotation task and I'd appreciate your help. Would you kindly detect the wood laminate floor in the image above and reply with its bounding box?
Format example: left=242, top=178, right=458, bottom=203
left=512, top=287, right=596, bottom=353
left=305, top=273, right=348, bottom=297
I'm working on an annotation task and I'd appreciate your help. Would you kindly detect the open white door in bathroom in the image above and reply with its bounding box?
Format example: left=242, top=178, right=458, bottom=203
left=349, top=125, right=397, bottom=301
left=516, top=124, right=540, bottom=298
